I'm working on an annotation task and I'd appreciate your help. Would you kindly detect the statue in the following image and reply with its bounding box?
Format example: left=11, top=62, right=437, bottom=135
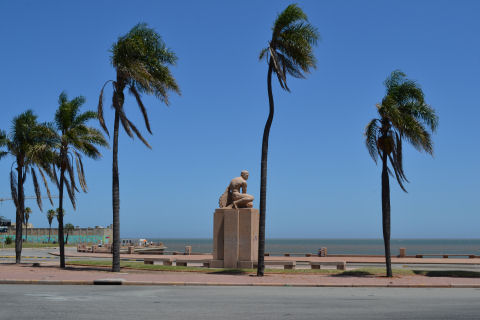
left=219, top=170, right=254, bottom=208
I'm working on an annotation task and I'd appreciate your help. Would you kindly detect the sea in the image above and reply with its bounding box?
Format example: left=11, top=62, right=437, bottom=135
left=148, top=238, right=480, bottom=256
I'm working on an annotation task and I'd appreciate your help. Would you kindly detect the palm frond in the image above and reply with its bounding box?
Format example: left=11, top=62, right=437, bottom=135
left=259, top=47, right=269, bottom=61
left=116, top=107, right=133, bottom=138
left=98, top=80, right=113, bottom=136
left=66, top=156, right=77, bottom=193
left=10, top=170, right=19, bottom=208
left=129, top=85, right=151, bottom=133
left=365, top=119, right=380, bottom=163
left=272, top=4, right=307, bottom=39
left=31, top=167, right=43, bottom=211
left=63, top=175, right=76, bottom=210
left=270, top=47, right=288, bottom=91
left=75, top=152, right=87, bottom=193
left=388, top=154, right=408, bottom=193
left=52, top=164, right=60, bottom=190
left=37, top=167, right=54, bottom=206
left=126, top=119, right=151, bottom=149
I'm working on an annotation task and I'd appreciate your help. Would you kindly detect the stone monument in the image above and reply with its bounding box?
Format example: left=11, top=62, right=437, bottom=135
left=211, top=170, right=259, bottom=268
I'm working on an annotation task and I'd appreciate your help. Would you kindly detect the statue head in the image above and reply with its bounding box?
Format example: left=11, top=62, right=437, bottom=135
left=241, top=170, right=249, bottom=180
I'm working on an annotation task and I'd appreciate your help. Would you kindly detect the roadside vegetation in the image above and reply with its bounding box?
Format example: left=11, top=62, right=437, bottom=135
left=1, top=242, right=75, bottom=249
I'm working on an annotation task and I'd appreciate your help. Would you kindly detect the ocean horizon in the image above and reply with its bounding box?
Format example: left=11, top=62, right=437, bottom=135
left=138, top=238, right=480, bottom=256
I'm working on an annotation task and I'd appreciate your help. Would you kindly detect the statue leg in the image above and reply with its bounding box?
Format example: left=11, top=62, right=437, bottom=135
left=233, top=194, right=254, bottom=208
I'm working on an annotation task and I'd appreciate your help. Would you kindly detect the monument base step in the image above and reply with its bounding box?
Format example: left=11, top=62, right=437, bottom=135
left=210, top=260, right=224, bottom=268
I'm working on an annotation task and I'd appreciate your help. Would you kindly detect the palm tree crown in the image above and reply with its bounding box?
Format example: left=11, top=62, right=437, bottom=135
left=98, top=22, right=181, bottom=146
left=259, top=4, right=319, bottom=91
left=54, top=91, right=108, bottom=208
left=365, top=70, right=438, bottom=191
left=47, top=209, right=56, bottom=225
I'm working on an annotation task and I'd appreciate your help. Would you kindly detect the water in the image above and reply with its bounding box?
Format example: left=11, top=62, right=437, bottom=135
left=148, top=238, right=480, bottom=256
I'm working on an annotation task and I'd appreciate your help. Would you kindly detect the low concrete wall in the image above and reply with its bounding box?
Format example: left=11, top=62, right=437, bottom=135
left=0, top=226, right=112, bottom=244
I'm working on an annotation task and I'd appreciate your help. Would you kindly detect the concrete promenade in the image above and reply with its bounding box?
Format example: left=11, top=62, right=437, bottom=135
left=49, top=250, right=480, bottom=266
left=1, top=263, right=480, bottom=287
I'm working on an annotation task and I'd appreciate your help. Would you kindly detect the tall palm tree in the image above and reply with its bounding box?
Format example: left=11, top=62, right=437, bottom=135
left=64, top=223, right=74, bottom=244
left=365, top=70, right=438, bottom=277
left=98, top=23, right=180, bottom=272
left=46, top=209, right=56, bottom=243
left=3, top=110, right=55, bottom=263
left=53, top=91, right=108, bottom=268
left=24, top=207, right=32, bottom=241
left=257, top=4, right=319, bottom=276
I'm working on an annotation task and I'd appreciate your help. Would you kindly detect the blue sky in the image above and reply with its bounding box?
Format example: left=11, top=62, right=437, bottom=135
left=0, top=0, right=478, bottom=239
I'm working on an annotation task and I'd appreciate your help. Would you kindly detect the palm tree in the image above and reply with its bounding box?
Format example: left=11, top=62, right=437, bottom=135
left=46, top=209, right=56, bottom=243
left=257, top=4, right=319, bottom=276
left=365, top=70, right=438, bottom=277
left=53, top=91, right=108, bottom=268
left=3, top=110, right=55, bottom=263
left=24, top=207, right=32, bottom=242
left=98, top=23, right=180, bottom=272
left=64, top=223, right=74, bottom=244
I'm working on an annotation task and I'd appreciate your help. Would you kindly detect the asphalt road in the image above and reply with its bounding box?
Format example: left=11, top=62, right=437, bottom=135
left=0, top=285, right=479, bottom=320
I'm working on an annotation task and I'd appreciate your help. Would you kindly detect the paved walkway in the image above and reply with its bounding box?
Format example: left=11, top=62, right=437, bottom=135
left=1, top=263, right=480, bottom=287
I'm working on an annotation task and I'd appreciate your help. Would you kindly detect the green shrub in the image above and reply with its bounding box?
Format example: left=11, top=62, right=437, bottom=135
left=4, top=236, right=13, bottom=245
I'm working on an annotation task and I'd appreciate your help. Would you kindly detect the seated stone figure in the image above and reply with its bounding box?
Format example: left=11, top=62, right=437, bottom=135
left=219, top=170, right=254, bottom=209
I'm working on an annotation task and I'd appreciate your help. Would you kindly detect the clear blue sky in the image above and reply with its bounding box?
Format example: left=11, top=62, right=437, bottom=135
left=0, top=0, right=479, bottom=239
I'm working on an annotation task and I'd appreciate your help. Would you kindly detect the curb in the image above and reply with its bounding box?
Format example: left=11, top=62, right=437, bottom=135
left=1, top=279, right=480, bottom=288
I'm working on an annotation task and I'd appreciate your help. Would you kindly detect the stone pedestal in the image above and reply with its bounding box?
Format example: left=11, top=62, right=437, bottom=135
left=212, top=208, right=259, bottom=268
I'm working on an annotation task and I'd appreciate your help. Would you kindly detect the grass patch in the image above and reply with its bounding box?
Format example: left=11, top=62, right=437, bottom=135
left=2, top=242, right=76, bottom=249
left=335, top=268, right=415, bottom=277
left=66, top=261, right=424, bottom=277
left=66, top=260, right=339, bottom=274
left=413, top=270, right=480, bottom=278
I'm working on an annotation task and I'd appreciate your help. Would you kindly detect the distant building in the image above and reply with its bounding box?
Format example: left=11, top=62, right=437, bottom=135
left=0, top=224, right=113, bottom=244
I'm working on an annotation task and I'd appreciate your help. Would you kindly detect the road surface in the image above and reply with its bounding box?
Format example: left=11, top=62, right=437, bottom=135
left=0, top=285, right=479, bottom=320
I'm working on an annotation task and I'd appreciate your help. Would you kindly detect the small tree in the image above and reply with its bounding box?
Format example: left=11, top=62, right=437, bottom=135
left=52, top=91, right=108, bottom=268
left=46, top=209, right=56, bottom=243
left=64, top=223, right=74, bottom=244
left=24, top=207, right=32, bottom=242
left=2, top=111, right=55, bottom=263
left=365, top=70, right=438, bottom=277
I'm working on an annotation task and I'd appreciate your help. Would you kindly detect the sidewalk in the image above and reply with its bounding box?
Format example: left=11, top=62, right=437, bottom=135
left=1, top=263, right=480, bottom=287
left=49, top=251, right=480, bottom=265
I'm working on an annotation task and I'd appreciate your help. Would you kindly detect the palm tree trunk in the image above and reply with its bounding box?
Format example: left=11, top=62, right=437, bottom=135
left=15, top=163, right=24, bottom=264
left=66, top=233, right=69, bottom=244
left=381, top=151, right=392, bottom=277
left=112, top=109, right=121, bottom=272
left=25, top=218, right=28, bottom=242
left=48, top=224, right=51, bottom=243
left=58, top=163, right=66, bottom=268
left=257, top=60, right=275, bottom=277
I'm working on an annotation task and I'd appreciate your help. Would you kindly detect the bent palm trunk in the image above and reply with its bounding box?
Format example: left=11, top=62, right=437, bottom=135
left=257, top=60, right=275, bottom=277
left=381, top=152, right=392, bottom=277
